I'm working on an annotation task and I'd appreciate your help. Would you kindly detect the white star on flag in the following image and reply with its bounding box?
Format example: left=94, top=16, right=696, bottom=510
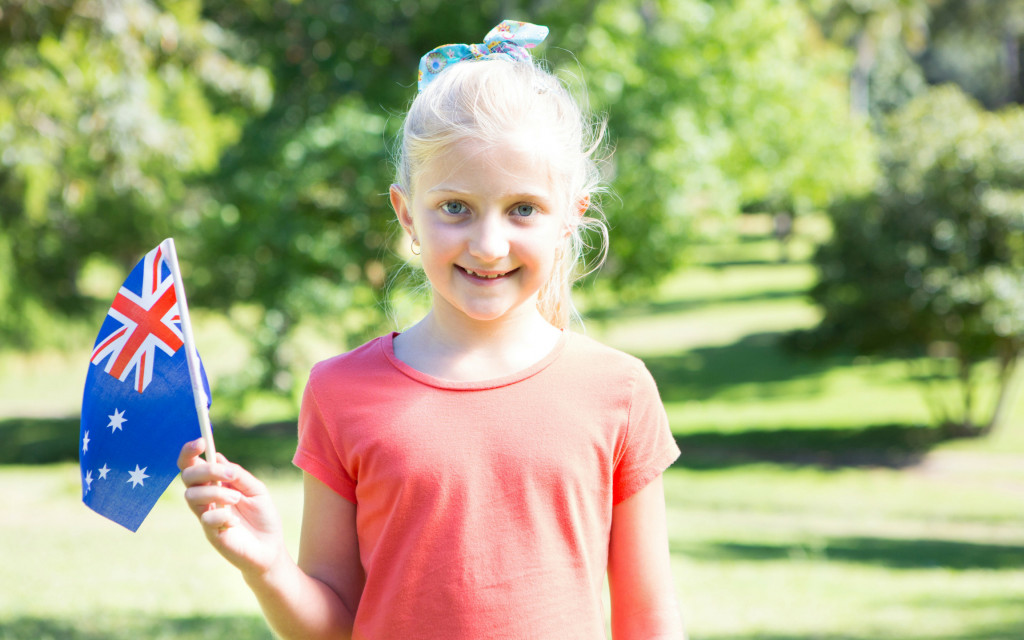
left=84, top=470, right=93, bottom=492
left=127, top=465, right=149, bottom=488
left=98, top=464, right=110, bottom=480
left=107, top=408, right=126, bottom=433
left=82, top=431, right=90, bottom=453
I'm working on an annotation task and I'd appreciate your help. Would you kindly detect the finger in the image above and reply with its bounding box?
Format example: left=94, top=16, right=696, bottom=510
left=184, top=485, right=242, bottom=514
left=180, top=461, right=236, bottom=488
left=177, top=438, right=205, bottom=472
left=199, top=504, right=239, bottom=532
left=215, top=458, right=269, bottom=498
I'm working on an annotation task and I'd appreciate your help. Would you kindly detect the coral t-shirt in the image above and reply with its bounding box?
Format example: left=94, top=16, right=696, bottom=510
left=293, top=331, right=679, bottom=639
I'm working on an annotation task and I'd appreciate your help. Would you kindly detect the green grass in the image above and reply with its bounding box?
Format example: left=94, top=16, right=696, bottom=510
left=2, top=462, right=1021, bottom=639
left=0, top=464, right=296, bottom=639
left=586, top=230, right=1024, bottom=456
left=2, top=213, right=1023, bottom=638
left=667, top=464, right=1024, bottom=639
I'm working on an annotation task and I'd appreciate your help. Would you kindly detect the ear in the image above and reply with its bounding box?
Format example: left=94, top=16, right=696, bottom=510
left=576, top=194, right=591, bottom=216
left=564, top=194, right=590, bottom=238
left=390, top=184, right=416, bottom=239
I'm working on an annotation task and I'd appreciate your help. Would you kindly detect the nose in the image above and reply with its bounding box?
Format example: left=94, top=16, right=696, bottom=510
left=468, top=214, right=510, bottom=262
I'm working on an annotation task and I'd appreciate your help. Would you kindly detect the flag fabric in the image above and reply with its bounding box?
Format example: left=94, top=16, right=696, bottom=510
left=80, top=241, right=210, bottom=531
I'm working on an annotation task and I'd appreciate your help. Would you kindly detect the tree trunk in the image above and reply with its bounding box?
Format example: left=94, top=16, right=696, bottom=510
left=983, top=351, right=1022, bottom=434
left=773, top=212, right=793, bottom=263
left=949, top=354, right=982, bottom=438
left=850, top=30, right=875, bottom=116
left=1004, top=33, right=1022, bottom=106
left=913, top=356, right=955, bottom=428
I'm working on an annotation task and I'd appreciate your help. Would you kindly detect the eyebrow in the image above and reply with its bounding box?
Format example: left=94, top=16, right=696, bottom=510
left=426, top=185, right=553, bottom=202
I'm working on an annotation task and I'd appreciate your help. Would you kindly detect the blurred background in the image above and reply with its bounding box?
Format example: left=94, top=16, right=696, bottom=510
left=1, top=1, right=1023, bottom=638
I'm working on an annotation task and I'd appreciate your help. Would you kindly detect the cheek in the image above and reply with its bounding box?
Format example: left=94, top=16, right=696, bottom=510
left=420, top=225, right=461, bottom=254
left=530, top=229, right=569, bottom=272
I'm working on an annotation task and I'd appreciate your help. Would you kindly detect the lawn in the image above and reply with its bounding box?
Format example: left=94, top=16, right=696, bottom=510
left=1, top=214, right=1022, bottom=639
left=2, top=459, right=1022, bottom=639
left=668, top=463, right=1024, bottom=639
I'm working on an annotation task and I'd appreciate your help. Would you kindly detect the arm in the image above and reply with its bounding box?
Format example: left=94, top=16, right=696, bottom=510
left=179, top=439, right=362, bottom=639
left=607, top=474, right=686, bottom=639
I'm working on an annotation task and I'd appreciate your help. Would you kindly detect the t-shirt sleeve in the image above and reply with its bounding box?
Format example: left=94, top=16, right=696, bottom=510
left=612, top=363, right=680, bottom=505
left=293, top=368, right=358, bottom=504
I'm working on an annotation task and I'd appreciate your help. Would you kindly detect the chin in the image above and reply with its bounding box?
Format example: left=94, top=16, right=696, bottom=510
left=459, top=308, right=516, bottom=323
left=457, top=300, right=538, bottom=323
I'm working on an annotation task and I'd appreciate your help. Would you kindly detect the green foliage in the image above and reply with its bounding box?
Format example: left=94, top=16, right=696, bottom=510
left=807, top=85, right=1024, bottom=433
left=0, top=0, right=269, bottom=345
left=0, top=0, right=884, bottom=395
left=581, top=0, right=876, bottom=286
left=808, top=0, right=1024, bottom=117
left=919, top=0, right=1024, bottom=109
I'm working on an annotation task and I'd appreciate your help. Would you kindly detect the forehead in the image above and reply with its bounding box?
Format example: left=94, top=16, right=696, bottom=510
left=414, top=134, right=562, bottom=202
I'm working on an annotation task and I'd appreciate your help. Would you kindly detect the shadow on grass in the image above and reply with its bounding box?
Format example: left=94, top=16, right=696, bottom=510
left=0, top=614, right=273, bottom=640
left=639, top=330, right=955, bottom=468
left=2, top=416, right=946, bottom=471
left=644, top=332, right=852, bottom=402
left=672, top=423, right=940, bottom=470
left=688, top=536, right=1024, bottom=571
left=694, top=627, right=1024, bottom=640
left=925, top=624, right=1024, bottom=640
left=0, top=416, right=299, bottom=471
left=585, top=289, right=802, bottom=321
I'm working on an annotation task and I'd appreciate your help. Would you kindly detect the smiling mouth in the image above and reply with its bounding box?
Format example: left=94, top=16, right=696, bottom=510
left=458, top=266, right=517, bottom=279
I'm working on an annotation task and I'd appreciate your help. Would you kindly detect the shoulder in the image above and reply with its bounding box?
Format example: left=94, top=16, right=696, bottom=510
left=301, top=333, right=401, bottom=427
left=556, top=332, right=662, bottom=406
left=562, top=332, right=649, bottom=381
left=307, top=334, right=393, bottom=389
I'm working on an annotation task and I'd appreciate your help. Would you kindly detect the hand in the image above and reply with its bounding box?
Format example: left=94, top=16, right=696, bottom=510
left=178, top=438, right=287, bottom=578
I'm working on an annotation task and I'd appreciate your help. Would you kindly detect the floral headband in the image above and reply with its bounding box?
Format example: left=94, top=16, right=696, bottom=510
left=417, top=20, right=549, bottom=92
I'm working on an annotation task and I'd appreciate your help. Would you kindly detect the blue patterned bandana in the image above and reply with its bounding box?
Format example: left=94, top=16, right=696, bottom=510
left=417, top=20, right=549, bottom=92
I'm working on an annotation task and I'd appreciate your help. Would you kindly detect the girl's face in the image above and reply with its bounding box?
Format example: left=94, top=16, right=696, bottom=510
left=392, top=135, right=571, bottom=327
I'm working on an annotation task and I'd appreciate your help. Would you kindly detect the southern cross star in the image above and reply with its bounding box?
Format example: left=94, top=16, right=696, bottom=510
left=127, top=464, right=149, bottom=488
left=107, top=408, right=127, bottom=433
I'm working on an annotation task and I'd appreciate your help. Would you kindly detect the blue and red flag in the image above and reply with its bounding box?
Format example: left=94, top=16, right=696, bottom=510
left=80, top=241, right=210, bottom=531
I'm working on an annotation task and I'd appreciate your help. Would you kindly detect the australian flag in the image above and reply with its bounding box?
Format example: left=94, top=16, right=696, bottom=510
left=80, top=242, right=210, bottom=531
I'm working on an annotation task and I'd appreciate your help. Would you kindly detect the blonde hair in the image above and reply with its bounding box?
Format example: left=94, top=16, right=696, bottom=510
left=394, top=58, right=608, bottom=328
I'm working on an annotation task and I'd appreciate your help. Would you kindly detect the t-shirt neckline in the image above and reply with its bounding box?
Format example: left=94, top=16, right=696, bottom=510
left=380, top=330, right=570, bottom=391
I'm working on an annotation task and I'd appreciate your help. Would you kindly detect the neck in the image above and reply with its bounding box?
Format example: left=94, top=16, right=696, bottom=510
left=394, top=303, right=564, bottom=381
left=432, top=298, right=554, bottom=346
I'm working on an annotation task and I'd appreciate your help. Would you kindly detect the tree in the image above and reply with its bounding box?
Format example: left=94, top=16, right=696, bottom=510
left=806, top=85, right=1024, bottom=436
left=807, top=0, right=938, bottom=115
left=807, top=0, right=1024, bottom=118
left=1, top=0, right=879, bottom=402
left=0, top=0, right=269, bottom=346
left=918, top=0, right=1024, bottom=109
left=579, top=0, right=875, bottom=278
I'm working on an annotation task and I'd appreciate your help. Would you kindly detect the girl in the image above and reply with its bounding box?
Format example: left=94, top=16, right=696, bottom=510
left=179, top=20, right=684, bottom=639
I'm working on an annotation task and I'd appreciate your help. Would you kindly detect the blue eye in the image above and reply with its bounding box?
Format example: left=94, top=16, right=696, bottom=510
left=514, top=204, right=535, bottom=217
left=441, top=201, right=466, bottom=215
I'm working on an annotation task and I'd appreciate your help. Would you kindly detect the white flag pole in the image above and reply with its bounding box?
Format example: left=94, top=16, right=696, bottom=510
left=161, top=238, right=217, bottom=464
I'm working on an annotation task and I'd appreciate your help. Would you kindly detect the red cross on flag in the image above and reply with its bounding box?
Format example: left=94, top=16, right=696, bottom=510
left=89, top=244, right=185, bottom=393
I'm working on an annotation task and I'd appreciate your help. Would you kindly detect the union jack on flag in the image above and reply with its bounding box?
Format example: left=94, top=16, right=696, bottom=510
left=80, top=241, right=210, bottom=531
left=89, top=243, right=184, bottom=393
